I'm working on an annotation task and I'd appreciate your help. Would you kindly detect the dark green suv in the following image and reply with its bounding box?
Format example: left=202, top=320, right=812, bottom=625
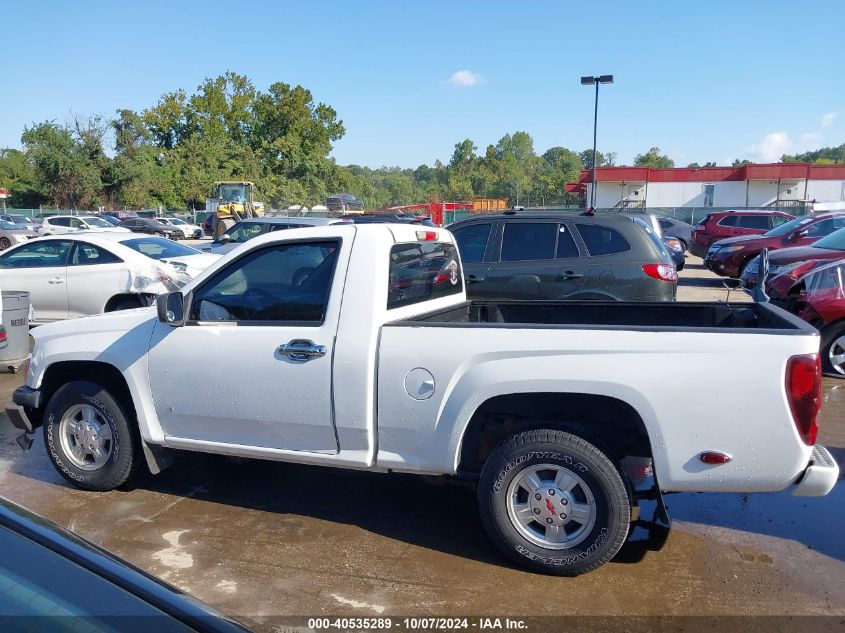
left=447, top=211, right=677, bottom=302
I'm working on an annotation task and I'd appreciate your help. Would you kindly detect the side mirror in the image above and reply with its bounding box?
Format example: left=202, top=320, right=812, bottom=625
left=791, top=229, right=808, bottom=241
left=156, top=292, right=186, bottom=327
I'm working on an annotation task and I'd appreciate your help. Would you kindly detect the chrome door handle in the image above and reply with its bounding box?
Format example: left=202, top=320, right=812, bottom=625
left=279, top=339, right=326, bottom=362
left=48, top=277, right=65, bottom=284
left=557, top=271, right=583, bottom=281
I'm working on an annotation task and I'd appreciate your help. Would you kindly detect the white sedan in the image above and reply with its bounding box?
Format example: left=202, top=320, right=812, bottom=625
left=38, top=215, right=132, bottom=235
left=0, top=233, right=220, bottom=323
left=158, top=217, right=204, bottom=239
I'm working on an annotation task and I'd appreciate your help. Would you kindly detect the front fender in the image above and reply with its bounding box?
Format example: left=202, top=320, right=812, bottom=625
left=28, top=310, right=164, bottom=444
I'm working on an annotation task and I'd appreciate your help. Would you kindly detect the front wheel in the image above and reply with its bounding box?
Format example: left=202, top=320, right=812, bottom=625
left=43, top=380, right=141, bottom=491
left=0, top=237, right=10, bottom=250
left=478, top=429, right=631, bottom=575
left=821, top=321, right=845, bottom=377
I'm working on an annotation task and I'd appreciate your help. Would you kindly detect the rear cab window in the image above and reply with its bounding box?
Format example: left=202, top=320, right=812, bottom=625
left=387, top=241, right=463, bottom=309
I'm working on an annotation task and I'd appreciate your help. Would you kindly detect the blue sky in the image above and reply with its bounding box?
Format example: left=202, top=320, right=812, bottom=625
left=1, top=1, right=843, bottom=168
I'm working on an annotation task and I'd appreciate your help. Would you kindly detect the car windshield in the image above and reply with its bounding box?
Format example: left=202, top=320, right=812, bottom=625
left=81, top=217, right=112, bottom=228
left=120, top=237, right=200, bottom=259
left=169, top=218, right=187, bottom=225
left=763, top=216, right=813, bottom=237
left=812, top=227, right=845, bottom=251
left=222, top=222, right=267, bottom=243
left=10, top=215, right=31, bottom=224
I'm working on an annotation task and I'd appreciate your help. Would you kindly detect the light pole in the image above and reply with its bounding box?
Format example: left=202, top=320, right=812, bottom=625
left=581, top=74, right=613, bottom=213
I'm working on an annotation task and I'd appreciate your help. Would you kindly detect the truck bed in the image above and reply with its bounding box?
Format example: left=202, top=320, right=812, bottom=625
left=388, top=300, right=815, bottom=334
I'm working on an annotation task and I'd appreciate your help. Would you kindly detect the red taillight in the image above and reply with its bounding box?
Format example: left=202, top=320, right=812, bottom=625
left=785, top=354, right=821, bottom=445
left=0, top=327, right=6, bottom=343
left=642, top=263, right=678, bottom=282
left=416, top=230, right=437, bottom=241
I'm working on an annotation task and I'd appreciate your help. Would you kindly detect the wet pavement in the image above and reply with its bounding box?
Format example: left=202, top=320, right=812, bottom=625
left=0, top=261, right=843, bottom=629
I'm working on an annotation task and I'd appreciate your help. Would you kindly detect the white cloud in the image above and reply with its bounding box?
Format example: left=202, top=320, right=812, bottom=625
left=749, top=131, right=792, bottom=162
left=445, top=70, right=485, bottom=87
left=821, top=112, right=837, bottom=127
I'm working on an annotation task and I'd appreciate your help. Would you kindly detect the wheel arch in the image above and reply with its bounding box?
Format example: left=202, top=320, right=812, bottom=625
left=37, top=360, right=169, bottom=474
left=455, top=391, right=657, bottom=487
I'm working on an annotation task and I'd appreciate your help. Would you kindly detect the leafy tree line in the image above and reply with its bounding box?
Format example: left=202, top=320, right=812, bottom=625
left=4, top=70, right=807, bottom=212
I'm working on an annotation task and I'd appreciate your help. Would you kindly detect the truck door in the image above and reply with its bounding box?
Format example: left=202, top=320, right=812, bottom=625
left=147, top=232, right=353, bottom=453
left=485, top=221, right=589, bottom=300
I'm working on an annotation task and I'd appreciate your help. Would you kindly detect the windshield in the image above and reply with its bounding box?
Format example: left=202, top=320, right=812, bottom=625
left=222, top=222, right=267, bottom=243
left=120, top=237, right=200, bottom=259
left=81, top=217, right=112, bottom=228
left=9, top=215, right=31, bottom=224
left=169, top=218, right=187, bottom=225
left=218, top=183, right=249, bottom=203
left=763, top=216, right=813, bottom=237
left=812, top=226, right=845, bottom=251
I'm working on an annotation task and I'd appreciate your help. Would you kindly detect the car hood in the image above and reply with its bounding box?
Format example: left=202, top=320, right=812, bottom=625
left=160, top=253, right=221, bottom=276
left=31, top=304, right=156, bottom=343
left=712, top=234, right=773, bottom=248
left=199, top=242, right=238, bottom=255
left=769, top=245, right=845, bottom=264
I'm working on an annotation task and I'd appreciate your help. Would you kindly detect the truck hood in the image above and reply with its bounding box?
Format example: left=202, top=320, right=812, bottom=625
left=31, top=306, right=157, bottom=343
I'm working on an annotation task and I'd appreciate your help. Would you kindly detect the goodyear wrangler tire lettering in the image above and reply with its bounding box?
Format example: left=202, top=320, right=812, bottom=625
left=478, top=429, right=631, bottom=576
left=43, top=380, right=141, bottom=492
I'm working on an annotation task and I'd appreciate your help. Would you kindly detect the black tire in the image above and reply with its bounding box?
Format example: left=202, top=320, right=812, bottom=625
left=0, top=237, right=10, bottom=249
left=478, top=429, right=630, bottom=576
left=43, top=380, right=141, bottom=491
left=153, top=231, right=164, bottom=237
left=820, top=321, right=845, bottom=378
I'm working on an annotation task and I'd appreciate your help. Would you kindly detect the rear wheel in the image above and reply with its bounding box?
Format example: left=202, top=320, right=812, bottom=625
left=478, top=429, right=630, bottom=576
left=821, top=321, right=845, bottom=377
left=0, top=237, right=10, bottom=250
left=43, top=380, right=141, bottom=491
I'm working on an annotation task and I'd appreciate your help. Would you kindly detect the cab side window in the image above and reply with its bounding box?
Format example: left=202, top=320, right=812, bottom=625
left=190, top=240, right=340, bottom=323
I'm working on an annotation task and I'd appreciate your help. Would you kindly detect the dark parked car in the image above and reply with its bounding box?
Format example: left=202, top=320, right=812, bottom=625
left=200, top=216, right=350, bottom=255
left=99, top=214, right=122, bottom=226
left=0, top=496, right=248, bottom=631
left=657, top=217, right=693, bottom=250
left=663, top=235, right=686, bottom=271
left=705, top=212, right=845, bottom=278
left=767, top=259, right=845, bottom=377
left=447, top=211, right=677, bottom=302
left=690, top=210, right=795, bottom=258
left=325, top=193, right=364, bottom=212
left=120, top=217, right=181, bottom=239
left=741, top=226, right=845, bottom=287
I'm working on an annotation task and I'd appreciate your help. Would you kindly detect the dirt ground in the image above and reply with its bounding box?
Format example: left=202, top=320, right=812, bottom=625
left=0, top=253, right=842, bottom=631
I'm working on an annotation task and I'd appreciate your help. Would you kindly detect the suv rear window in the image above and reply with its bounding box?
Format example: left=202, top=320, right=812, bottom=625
left=576, top=224, right=631, bottom=256
left=388, top=242, right=463, bottom=309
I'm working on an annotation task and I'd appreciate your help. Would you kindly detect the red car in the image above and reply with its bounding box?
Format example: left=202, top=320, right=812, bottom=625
left=740, top=225, right=845, bottom=287
left=704, top=212, right=845, bottom=278
left=768, top=259, right=845, bottom=377
left=690, top=210, right=794, bottom=258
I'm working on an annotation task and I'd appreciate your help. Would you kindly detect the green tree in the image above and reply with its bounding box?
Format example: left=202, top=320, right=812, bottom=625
left=634, top=147, right=674, bottom=168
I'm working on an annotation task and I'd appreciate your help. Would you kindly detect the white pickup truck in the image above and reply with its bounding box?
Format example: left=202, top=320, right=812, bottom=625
left=6, top=223, right=839, bottom=576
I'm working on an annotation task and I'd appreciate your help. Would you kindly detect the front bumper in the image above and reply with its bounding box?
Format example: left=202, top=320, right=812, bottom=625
left=792, top=445, right=840, bottom=497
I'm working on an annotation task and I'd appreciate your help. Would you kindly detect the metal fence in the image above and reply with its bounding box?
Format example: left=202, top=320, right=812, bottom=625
left=442, top=205, right=808, bottom=226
